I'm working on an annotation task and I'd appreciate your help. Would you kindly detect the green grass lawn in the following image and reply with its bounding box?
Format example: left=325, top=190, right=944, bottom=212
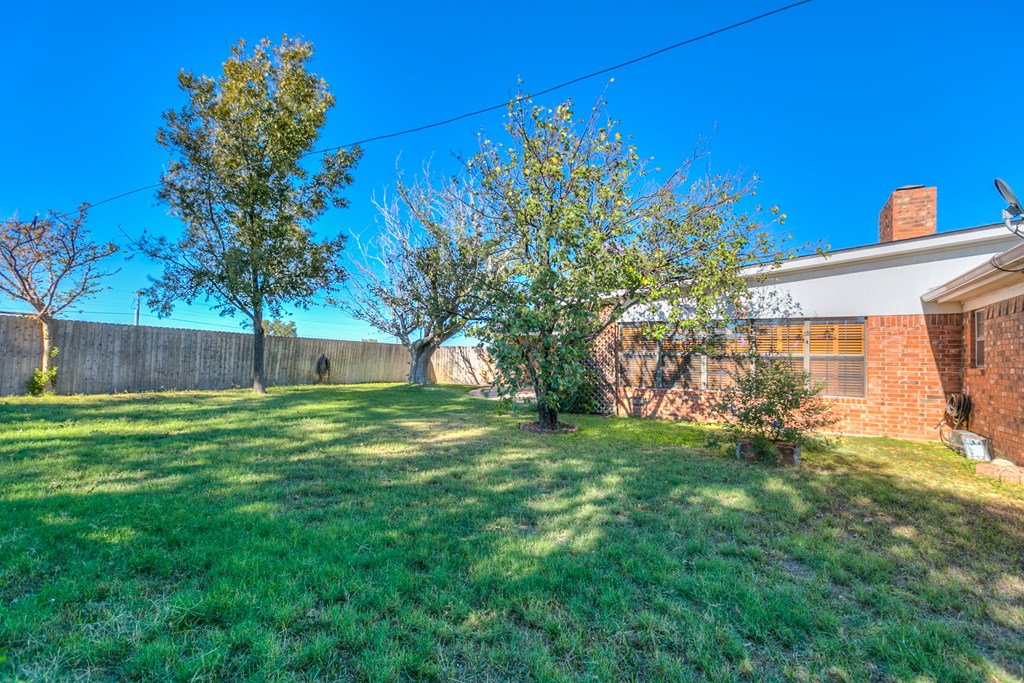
left=1, top=384, right=1022, bottom=682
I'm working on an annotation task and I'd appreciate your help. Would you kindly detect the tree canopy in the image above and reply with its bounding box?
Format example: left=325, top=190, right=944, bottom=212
left=0, top=206, right=118, bottom=388
left=263, top=319, right=297, bottom=337
left=468, top=93, right=786, bottom=430
left=138, top=36, right=359, bottom=393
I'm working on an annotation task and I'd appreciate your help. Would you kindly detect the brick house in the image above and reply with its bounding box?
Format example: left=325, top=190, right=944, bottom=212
left=597, top=185, right=1024, bottom=466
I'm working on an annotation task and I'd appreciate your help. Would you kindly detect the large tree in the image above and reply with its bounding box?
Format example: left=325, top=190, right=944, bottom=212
left=0, top=206, right=118, bottom=391
left=138, top=36, right=359, bottom=393
left=469, top=94, right=785, bottom=431
left=262, top=319, right=297, bottom=337
left=345, top=173, right=496, bottom=383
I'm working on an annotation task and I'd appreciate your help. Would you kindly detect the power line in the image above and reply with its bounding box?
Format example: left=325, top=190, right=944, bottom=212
left=68, top=310, right=135, bottom=316
left=315, top=0, right=814, bottom=153
left=87, top=184, right=162, bottom=210
left=138, top=313, right=242, bottom=330
left=54, top=0, right=813, bottom=219
left=90, top=300, right=365, bottom=329
left=45, top=307, right=244, bottom=330
left=0, top=300, right=372, bottom=331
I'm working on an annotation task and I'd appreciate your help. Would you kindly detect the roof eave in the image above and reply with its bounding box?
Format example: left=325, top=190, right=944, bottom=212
left=921, top=241, right=1024, bottom=304
left=749, top=224, right=1013, bottom=278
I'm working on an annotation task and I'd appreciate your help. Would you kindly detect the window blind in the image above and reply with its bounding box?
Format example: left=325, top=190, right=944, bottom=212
left=618, top=318, right=867, bottom=398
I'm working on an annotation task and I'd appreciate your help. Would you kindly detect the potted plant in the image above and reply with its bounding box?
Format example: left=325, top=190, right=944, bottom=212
left=710, top=354, right=838, bottom=466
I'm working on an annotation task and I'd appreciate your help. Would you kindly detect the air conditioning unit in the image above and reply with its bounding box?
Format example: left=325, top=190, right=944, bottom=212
left=951, top=430, right=992, bottom=462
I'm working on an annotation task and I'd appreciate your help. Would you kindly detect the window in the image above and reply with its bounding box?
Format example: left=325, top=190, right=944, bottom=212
left=808, top=320, right=866, bottom=397
left=618, top=325, right=660, bottom=388
left=973, top=309, right=985, bottom=368
left=618, top=318, right=867, bottom=398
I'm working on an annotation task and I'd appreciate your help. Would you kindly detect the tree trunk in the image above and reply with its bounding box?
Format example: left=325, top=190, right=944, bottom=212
left=530, top=360, right=560, bottom=430
left=537, top=402, right=559, bottom=431
left=39, top=317, right=55, bottom=394
left=252, top=313, right=267, bottom=394
left=408, top=340, right=437, bottom=384
left=40, top=318, right=53, bottom=375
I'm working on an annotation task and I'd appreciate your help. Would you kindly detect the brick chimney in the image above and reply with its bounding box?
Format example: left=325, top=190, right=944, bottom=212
left=879, top=185, right=937, bottom=242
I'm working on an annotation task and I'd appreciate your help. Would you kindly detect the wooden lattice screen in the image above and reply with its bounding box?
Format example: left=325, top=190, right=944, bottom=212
left=583, top=323, right=618, bottom=414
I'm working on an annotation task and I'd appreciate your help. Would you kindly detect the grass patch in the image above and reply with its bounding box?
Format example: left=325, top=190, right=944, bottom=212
left=1, top=384, right=1022, bottom=681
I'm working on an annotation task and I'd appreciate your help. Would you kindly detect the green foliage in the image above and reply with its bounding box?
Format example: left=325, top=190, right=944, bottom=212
left=711, top=354, right=839, bottom=446
left=25, top=345, right=60, bottom=396
left=137, top=36, right=359, bottom=391
left=25, top=367, right=58, bottom=396
left=747, top=432, right=785, bottom=463
left=262, top=319, right=297, bottom=337
left=468, top=91, right=786, bottom=429
left=556, top=365, right=600, bottom=415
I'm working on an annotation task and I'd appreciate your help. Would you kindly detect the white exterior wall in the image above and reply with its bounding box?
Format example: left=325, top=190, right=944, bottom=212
left=620, top=225, right=1018, bottom=323
left=750, top=227, right=1017, bottom=318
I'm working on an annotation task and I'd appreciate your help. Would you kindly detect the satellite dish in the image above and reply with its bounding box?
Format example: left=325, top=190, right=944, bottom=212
left=995, top=178, right=1023, bottom=217
left=996, top=178, right=1024, bottom=238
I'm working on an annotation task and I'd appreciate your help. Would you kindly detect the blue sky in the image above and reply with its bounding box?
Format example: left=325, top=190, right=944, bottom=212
left=2, top=0, right=1022, bottom=341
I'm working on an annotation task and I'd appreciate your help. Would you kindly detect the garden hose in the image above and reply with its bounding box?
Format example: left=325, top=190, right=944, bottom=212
left=936, top=393, right=972, bottom=451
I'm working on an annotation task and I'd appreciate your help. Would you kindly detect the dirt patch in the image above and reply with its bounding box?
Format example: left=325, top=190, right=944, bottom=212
left=780, top=558, right=817, bottom=581
left=518, top=421, right=579, bottom=435
left=467, top=386, right=536, bottom=402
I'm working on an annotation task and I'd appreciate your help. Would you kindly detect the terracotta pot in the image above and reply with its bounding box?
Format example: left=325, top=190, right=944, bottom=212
left=735, top=439, right=801, bottom=467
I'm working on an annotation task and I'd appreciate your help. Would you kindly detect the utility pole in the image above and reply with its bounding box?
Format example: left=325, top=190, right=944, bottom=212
left=134, top=291, right=142, bottom=326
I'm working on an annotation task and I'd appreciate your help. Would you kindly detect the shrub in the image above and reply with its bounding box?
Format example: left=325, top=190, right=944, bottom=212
left=26, top=346, right=60, bottom=396
left=710, top=353, right=838, bottom=447
left=557, top=366, right=601, bottom=415
left=27, top=367, right=58, bottom=396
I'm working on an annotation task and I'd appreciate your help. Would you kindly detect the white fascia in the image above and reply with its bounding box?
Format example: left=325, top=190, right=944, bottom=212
left=921, top=241, right=1024, bottom=305
left=744, top=225, right=1013, bottom=279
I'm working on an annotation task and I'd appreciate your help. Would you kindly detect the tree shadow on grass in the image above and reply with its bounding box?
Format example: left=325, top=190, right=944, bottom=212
left=1, top=387, right=1022, bottom=681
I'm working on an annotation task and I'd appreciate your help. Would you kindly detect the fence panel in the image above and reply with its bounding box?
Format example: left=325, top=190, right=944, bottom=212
left=430, top=346, right=493, bottom=386
left=0, top=315, right=497, bottom=396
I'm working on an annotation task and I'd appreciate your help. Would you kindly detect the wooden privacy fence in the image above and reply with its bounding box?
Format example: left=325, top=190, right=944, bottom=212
left=0, top=315, right=493, bottom=396
left=427, top=345, right=494, bottom=387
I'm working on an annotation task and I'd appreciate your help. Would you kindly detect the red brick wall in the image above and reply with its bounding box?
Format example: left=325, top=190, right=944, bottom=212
left=615, top=314, right=963, bottom=442
left=963, top=295, right=1024, bottom=466
left=617, top=386, right=711, bottom=421
left=837, top=314, right=962, bottom=439
left=879, top=186, right=937, bottom=242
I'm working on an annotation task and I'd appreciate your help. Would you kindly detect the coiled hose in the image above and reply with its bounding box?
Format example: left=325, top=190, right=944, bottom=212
left=937, top=393, right=972, bottom=451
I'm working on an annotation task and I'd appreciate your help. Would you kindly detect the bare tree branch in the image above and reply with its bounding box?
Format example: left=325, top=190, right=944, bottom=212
left=342, top=169, right=500, bottom=383
left=0, top=206, right=119, bottom=385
